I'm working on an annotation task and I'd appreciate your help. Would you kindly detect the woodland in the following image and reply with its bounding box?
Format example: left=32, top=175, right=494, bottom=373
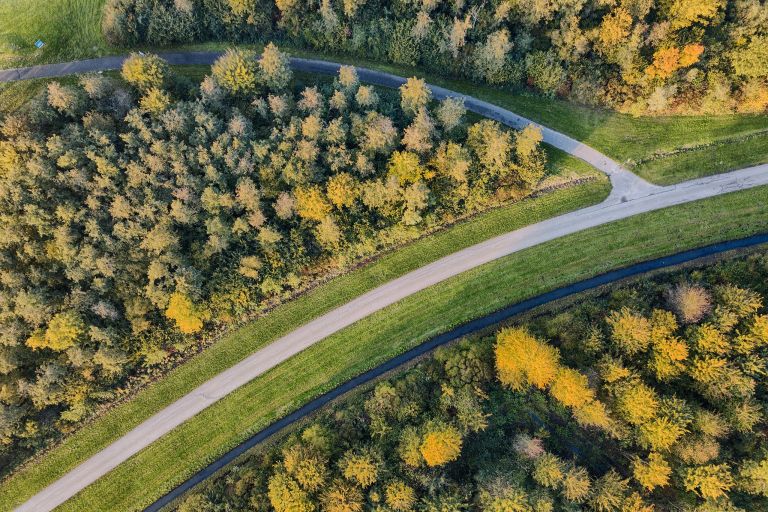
left=103, top=0, right=768, bottom=115
left=174, top=252, right=768, bottom=512
left=0, top=47, right=553, bottom=472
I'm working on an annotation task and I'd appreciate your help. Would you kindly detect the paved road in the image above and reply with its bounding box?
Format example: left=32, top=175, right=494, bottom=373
left=4, top=54, right=766, bottom=511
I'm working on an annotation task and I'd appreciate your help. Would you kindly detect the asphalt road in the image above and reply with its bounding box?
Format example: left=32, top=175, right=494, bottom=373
left=2, top=54, right=766, bottom=511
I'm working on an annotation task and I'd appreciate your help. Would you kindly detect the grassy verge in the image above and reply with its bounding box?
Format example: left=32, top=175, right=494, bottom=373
left=632, top=131, right=768, bottom=185
left=0, top=0, right=109, bottom=68
left=0, top=175, right=609, bottom=510
left=49, top=184, right=768, bottom=511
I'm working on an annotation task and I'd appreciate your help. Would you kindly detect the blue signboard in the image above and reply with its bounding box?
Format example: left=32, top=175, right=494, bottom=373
left=34, top=40, right=45, bottom=49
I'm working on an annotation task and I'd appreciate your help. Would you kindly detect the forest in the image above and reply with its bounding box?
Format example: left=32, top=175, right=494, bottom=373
left=173, top=251, right=768, bottom=512
left=102, top=0, right=768, bottom=115
left=0, top=46, right=553, bottom=473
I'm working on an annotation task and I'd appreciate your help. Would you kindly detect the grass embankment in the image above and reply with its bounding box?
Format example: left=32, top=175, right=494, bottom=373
left=0, top=0, right=109, bottom=68
left=0, top=174, right=609, bottom=510
left=50, top=185, right=768, bottom=512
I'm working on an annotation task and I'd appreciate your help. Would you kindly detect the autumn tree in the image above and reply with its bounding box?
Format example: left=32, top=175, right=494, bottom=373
left=494, top=327, right=560, bottom=391
left=632, top=453, right=671, bottom=491
left=212, top=48, right=259, bottom=95
left=259, top=43, right=292, bottom=91
left=684, top=463, right=734, bottom=500
left=420, top=422, right=463, bottom=466
left=165, top=292, right=207, bottom=334
left=340, top=449, right=378, bottom=488
left=400, top=77, right=431, bottom=117
left=385, top=480, right=416, bottom=511
left=121, top=52, right=169, bottom=91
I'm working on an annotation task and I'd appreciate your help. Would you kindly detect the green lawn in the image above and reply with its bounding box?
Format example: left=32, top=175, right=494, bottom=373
left=0, top=178, right=609, bottom=510
left=49, top=185, right=768, bottom=511
left=0, top=0, right=109, bottom=68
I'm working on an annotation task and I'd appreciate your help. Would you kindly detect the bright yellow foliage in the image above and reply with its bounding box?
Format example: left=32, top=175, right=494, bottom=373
left=638, top=416, right=687, bottom=451
left=668, top=0, right=723, bottom=30
left=683, top=463, right=734, bottom=499
left=533, top=453, right=565, bottom=488
left=615, top=381, right=658, bottom=425
left=607, top=308, right=651, bottom=355
left=385, top=481, right=416, bottom=511
left=550, top=367, right=594, bottom=409
left=632, top=453, right=671, bottom=490
left=598, top=8, right=632, bottom=50
left=388, top=151, right=426, bottom=185
left=322, top=479, right=364, bottom=512
left=420, top=423, right=463, bottom=466
left=495, top=327, right=560, bottom=391
left=294, top=186, right=333, bottom=222
left=340, top=451, right=378, bottom=488
left=121, top=53, right=168, bottom=91
left=165, top=292, right=206, bottom=334
left=27, top=311, right=85, bottom=351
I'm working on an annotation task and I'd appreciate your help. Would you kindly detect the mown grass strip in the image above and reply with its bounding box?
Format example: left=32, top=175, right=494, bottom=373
left=52, top=184, right=768, bottom=511
left=632, top=132, right=768, bottom=185
left=0, top=176, right=609, bottom=510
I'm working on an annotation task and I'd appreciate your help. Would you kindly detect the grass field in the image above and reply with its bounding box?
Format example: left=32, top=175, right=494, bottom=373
left=0, top=178, right=610, bottom=510
left=42, top=185, right=768, bottom=511
left=0, top=0, right=109, bottom=68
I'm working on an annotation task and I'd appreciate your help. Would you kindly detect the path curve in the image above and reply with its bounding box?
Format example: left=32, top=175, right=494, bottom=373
left=0, top=52, right=656, bottom=201
left=4, top=53, right=766, bottom=512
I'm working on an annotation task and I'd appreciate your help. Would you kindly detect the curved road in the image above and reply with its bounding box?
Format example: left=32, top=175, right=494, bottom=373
left=3, top=54, right=767, bottom=511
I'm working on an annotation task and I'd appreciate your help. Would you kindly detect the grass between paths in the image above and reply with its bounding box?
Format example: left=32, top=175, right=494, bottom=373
left=50, top=184, right=768, bottom=512
left=0, top=175, right=609, bottom=510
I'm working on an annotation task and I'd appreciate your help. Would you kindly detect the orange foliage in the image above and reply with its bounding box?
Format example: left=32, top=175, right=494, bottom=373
left=420, top=423, right=463, bottom=466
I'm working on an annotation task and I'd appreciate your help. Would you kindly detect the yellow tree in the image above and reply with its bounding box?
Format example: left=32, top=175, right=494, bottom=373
left=607, top=308, right=651, bottom=356
left=212, top=48, right=258, bottom=95
left=562, top=466, right=591, bottom=503
left=638, top=416, right=687, bottom=451
left=420, top=423, right=463, bottom=466
left=495, top=327, right=560, bottom=391
left=294, top=186, right=333, bottom=222
left=340, top=450, right=378, bottom=488
left=321, top=479, right=364, bottom=512
left=267, top=472, right=316, bottom=512
left=533, top=453, right=565, bottom=489
left=385, top=481, right=416, bottom=511
left=165, top=292, right=207, bottom=334
left=121, top=53, right=168, bottom=91
left=684, top=464, right=734, bottom=500
left=615, top=381, right=659, bottom=426
left=27, top=312, right=85, bottom=351
left=400, top=77, right=431, bottom=116
left=550, top=367, right=594, bottom=409
left=632, top=453, right=671, bottom=491
left=326, top=173, right=359, bottom=208
left=739, top=458, right=768, bottom=497
left=667, top=0, right=723, bottom=30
